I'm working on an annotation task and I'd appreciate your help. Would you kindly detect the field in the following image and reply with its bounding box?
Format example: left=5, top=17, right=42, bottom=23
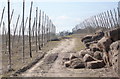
left=2, top=36, right=60, bottom=76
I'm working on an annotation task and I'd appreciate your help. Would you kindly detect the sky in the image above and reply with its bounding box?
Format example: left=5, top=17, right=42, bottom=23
left=0, top=0, right=120, bottom=33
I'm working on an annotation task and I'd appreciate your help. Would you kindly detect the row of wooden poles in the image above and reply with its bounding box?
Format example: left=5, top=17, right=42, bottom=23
left=0, top=0, right=56, bottom=70
left=72, top=7, right=120, bottom=33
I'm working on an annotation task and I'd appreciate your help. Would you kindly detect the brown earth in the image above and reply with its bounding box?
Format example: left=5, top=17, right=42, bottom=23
left=1, top=37, right=60, bottom=76
left=19, top=37, right=118, bottom=77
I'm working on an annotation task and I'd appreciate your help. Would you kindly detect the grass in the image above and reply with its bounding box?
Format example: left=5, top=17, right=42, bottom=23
left=2, top=39, right=61, bottom=77
left=2, top=34, right=86, bottom=77
left=41, top=41, right=61, bottom=53
left=72, top=34, right=86, bottom=52
left=61, top=34, right=86, bottom=52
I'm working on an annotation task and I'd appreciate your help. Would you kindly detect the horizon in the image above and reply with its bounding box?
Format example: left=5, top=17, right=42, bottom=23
left=0, top=0, right=119, bottom=33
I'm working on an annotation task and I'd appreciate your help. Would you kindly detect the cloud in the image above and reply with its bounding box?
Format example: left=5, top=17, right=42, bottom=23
left=75, top=18, right=82, bottom=23
left=50, top=15, right=71, bottom=25
left=57, top=16, right=70, bottom=20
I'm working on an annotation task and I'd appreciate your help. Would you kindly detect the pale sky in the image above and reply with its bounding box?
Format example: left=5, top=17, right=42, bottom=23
left=0, top=0, right=119, bottom=33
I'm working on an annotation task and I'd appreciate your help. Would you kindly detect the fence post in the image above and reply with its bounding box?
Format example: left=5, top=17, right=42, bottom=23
left=32, top=17, right=35, bottom=40
left=118, top=7, right=120, bottom=27
left=8, top=0, right=12, bottom=70
left=29, top=1, right=33, bottom=58
left=118, top=1, right=120, bottom=76
left=10, top=9, right=14, bottom=23
left=113, top=9, right=118, bottom=27
left=18, top=22, right=22, bottom=42
left=104, top=12, right=111, bottom=29
left=24, top=17, right=28, bottom=31
left=44, top=14, right=46, bottom=45
left=35, top=7, right=38, bottom=53
left=12, top=15, right=20, bottom=47
left=0, top=7, right=5, bottom=28
left=110, top=10, right=116, bottom=28
left=22, top=0, right=25, bottom=62
left=38, top=10, right=41, bottom=50
left=41, top=11, right=44, bottom=47
left=107, top=10, right=113, bottom=29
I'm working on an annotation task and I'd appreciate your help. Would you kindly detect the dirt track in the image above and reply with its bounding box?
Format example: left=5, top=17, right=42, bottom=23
left=21, top=38, right=117, bottom=77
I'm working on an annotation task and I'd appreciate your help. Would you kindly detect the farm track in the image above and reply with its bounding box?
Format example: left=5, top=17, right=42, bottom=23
left=20, top=38, right=117, bottom=77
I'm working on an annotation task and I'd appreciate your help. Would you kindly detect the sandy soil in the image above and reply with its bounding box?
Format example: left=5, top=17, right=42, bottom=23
left=20, top=38, right=118, bottom=77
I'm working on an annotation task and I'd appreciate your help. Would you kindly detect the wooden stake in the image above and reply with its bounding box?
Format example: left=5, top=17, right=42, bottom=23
left=35, top=7, right=38, bottom=53
left=41, top=11, right=44, bottom=47
left=28, top=1, right=33, bottom=58
left=22, top=0, right=25, bottom=62
left=38, top=10, right=41, bottom=50
left=0, top=7, right=5, bottom=27
left=12, top=15, right=20, bottom=47
left=8, top=0, right=12, bottom=70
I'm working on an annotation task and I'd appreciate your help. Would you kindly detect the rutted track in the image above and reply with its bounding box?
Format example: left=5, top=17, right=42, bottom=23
left=20, top=38, right=117, bottom=77
left=21, top=38, right=75, bottom=77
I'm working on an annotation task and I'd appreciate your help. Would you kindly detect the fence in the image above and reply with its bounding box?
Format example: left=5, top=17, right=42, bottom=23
left=0, top=0, right=56, bottom=72
left=72, top=5, right=120, bottom=34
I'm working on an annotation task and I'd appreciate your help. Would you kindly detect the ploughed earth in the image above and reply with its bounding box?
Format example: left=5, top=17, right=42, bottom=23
left=19, top=38, right=118, bottom=77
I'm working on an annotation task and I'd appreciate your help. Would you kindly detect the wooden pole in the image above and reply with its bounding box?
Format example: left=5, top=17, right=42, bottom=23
left=107, top=10, right=113, bottom=29
left=29, top=1, right=33, bottom=58
left=46, top=16, right=49, bottom=42
left=99, top=13, right=106, bottom=31
left=10, top=9, right=14, bottom=23
left=110, top=10, right=116, bottom=28
left=18, top=21, right=22, bottom=42
left=49, top=20, right=51, bottom=40
left=101, top=12, right=109, bottom=30
left=22, top=0, right=25, bottom=62
left=91, top=16, right=97, bottom=30
left=97, top=14, right=103, bottom=29
left=44, top=14, right=46, bottom=45
left=24, top=17, right=28, bottom=31
left=104, top=12, right=111, bottom=29
left=2, top=22, right=5, bottom=47
left=32, top=17, right=35, bottom=39
left=114, top=8, right=119, bottom=27
left=117, top=7, right=120, bottom=27
left=0, top=7, right=5, bottom=27
left=12, top=15, right=20, bottom=47
left=38, top=10, right=41, bottom=50
left=41, top=11, right=44, bottom=47
left=94, top=15, right=100, bottom=29
left=8, top=0, right=12, bottom=70
left=35, top=7, right=38, bottom=53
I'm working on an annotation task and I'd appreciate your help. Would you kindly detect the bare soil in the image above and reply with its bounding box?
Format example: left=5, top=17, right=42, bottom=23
left=2, top=38, right=60, bottom=76
left=20, top=37, right=118, bottom=77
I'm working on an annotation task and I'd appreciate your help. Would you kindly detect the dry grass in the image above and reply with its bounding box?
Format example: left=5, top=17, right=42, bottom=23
left=72, top=34, right=86, bottom=52
left=2, top=34, right=86, bottom=76
left=61, top=34, right=86, bottom=52
left=2, top=39, right=61, bottom=77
